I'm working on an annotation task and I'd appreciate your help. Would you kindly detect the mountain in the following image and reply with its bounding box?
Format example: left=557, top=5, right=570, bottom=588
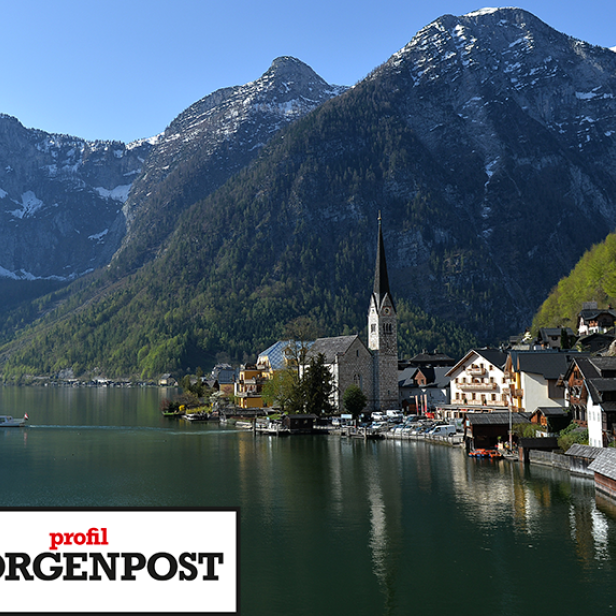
left=0, top=58, right=344, bottom=283
left=0, top=116, right=152, bottom=280
left=4, top=7, right=616, bottom=379
left=114, top=56, right=346, bottom=270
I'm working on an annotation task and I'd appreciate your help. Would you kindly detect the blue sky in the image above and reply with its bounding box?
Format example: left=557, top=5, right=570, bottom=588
left=1, top=0, right=614, bottom=143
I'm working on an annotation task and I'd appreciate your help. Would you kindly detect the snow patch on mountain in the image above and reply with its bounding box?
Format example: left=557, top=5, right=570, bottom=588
left=88, top=229, right=109, bottom=241
left=10, top=191, right=44, bottom=219
left=94, top=185, right=131, bottom=202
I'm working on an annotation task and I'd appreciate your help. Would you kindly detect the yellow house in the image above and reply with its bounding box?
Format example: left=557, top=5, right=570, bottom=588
left=235, top=365, right=268, bottom=409
left=234, top=340, right=310, bottom=409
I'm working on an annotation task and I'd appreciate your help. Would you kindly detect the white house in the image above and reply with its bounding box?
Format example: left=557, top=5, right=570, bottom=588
left=446, top=349, right=509, bottom=413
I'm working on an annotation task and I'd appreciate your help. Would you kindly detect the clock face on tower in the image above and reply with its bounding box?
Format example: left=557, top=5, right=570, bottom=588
left=383, top=307, right=391, bottom=315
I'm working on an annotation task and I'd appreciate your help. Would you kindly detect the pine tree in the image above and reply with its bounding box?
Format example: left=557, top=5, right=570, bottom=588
left=302, top=353, right=333, bottom=416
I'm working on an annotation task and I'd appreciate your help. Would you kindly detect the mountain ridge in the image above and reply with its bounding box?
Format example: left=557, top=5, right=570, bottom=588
left=2, top=8, right=616, bottom=378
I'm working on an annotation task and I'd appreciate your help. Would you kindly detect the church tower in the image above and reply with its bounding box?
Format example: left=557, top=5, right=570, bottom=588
left=368, top=215, right=398, bottom=411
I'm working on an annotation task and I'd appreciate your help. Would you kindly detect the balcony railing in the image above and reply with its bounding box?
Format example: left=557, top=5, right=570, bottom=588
left=456, top=399, right=508, bottom=407
left=459, top=382, right=498, bottom=391
left=467, top=367, right=486, bottom=376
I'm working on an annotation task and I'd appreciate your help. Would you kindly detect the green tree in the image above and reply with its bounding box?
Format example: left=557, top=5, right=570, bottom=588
left=343, top=385, right=367, bottom=418
left=262, top=368, right=302, bottom=412
left=301, top=353, right=334, bottom=416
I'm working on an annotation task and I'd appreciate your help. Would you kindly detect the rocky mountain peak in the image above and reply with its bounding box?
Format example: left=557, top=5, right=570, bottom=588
left=262, top=56, right=345, bottom=99
left=115, top=58, right=346, bottom=265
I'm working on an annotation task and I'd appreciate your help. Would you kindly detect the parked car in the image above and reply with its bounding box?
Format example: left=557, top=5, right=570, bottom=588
left=428, top=425, right=457, bottom=438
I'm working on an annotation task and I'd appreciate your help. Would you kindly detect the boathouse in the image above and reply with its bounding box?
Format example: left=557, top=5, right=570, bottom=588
left=463, top=411, right=530, bottom=451
left=588, top=449, right=616, bottom=500
left=282, top=414, right=317, bottom=434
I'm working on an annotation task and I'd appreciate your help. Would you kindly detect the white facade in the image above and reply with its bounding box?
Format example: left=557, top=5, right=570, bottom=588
left=448, top=350, right=509, bottom=410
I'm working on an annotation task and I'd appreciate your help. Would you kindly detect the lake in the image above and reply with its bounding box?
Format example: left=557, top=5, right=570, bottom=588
left=1, top=386, right=616, bottom=615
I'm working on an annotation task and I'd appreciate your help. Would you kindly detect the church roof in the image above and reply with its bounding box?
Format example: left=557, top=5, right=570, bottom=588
left=372, top=216, right=395, bottom=311
left=307, top=335, right=364, bottom=364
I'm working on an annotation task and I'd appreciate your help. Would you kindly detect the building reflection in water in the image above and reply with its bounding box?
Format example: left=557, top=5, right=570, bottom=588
left=237, top=432, right=616, bottom=610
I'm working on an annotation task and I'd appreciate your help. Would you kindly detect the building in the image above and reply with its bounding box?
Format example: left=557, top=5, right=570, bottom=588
left=446, top=349, right=509, bottom=413
left=234, top=340, right=309, bottom=409
left=577, top=302, right=616, bottom=336
left=211, top=364, right=236, bottom=395
left=535, top=327, right=577, bottom=350
left=505, top=350, right=580, bottom=413
left=588, top=449, right=616, bottom=500
left=303, top=216, right=399, bottom=413
left=305, top=335, right=374, bottom=412
left=529, top=407, right=571, bottom=437
left=401, top=352, right=455, bottom=369
left=398, top=366, right=450, bottom=413
left=563, top=356, right=616, bottom=447
left=234, top=364, right=268, bottom=409
left=464, top=411, right=531, bottom=450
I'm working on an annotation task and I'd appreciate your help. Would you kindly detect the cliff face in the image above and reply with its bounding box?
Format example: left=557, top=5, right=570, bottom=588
left=0, top=115, right=152, bottom=279
left=351, top=7, right=616, bottom=333
left=0, top=58, right=345, bottom=280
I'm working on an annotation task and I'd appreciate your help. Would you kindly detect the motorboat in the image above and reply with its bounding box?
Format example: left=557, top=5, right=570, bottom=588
left=0, top=414, right=28, bottom=427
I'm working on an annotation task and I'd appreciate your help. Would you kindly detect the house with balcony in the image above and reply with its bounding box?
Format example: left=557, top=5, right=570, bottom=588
left=577, top=302, right=616, bottom=336
left=445, top=349, right=509, bottom=416
left=563, top=356, right=616, bottom=447
left=234, top=364, right=269, bottom=409
left=505, top=350, right=581, bottom=414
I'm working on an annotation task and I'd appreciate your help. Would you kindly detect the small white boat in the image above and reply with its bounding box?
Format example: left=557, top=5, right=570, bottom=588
left=0, top=414, right=28, bottom=427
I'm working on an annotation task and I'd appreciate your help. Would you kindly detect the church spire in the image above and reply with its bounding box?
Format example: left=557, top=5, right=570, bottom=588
left=372, top=213, right=394, bottom=311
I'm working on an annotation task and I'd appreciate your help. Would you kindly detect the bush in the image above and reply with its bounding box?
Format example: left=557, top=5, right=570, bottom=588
left=558, top=423, right=588, bottom=452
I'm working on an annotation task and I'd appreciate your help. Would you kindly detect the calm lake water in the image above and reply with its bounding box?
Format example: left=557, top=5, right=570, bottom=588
left=2, top=386, right=616, bottom=615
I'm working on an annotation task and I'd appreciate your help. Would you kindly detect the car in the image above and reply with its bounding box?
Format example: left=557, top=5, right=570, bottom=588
left=428, top=425, right=457, bottom=438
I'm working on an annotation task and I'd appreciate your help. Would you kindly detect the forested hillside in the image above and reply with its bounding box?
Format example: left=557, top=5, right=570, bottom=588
left=532, top=234, right=616, bottom=331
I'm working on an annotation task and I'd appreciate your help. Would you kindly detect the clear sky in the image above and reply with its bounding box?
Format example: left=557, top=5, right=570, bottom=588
left=0, top=0, right=614, bottom=143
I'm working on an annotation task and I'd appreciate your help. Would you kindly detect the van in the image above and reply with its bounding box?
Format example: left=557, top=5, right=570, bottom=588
left=386, top=410, right=404, bottom=423
left=429, top=425, right=457, bottom=438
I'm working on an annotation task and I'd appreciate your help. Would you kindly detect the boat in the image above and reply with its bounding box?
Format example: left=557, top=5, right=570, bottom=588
left=468, top=448, right=502, bottom=459
left=0, top=414, right=28, bottom=427
left=183, top=412, right=210, bottom=422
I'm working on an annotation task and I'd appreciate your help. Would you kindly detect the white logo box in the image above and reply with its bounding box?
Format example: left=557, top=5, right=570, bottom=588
left=0, top=507, right=239, bottom=614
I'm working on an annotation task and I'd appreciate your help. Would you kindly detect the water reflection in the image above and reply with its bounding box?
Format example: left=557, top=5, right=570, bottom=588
left=5, top=386, right=616, bottom=615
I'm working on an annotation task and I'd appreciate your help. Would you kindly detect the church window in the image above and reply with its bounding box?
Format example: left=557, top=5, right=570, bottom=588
left=371, top=324, right=376, bottom=333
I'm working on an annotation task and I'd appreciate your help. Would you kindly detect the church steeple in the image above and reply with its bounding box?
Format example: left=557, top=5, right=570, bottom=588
left=372, top=213, right=395, bottom=311
left=367, top=213, right=398, bottom=411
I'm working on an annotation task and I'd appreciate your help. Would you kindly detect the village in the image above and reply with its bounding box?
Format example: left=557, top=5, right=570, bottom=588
left=163, top=220, right=616, bottom=506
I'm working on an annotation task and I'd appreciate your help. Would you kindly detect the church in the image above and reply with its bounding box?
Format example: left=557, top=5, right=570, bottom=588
left=304, top=216, right=399, bottom=412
